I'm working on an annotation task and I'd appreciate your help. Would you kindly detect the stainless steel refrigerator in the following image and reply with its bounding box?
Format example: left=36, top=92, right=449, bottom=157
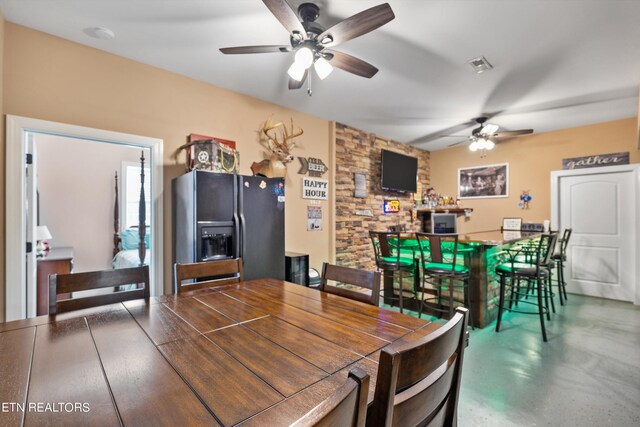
left=172, top=170, right=285, bottom=282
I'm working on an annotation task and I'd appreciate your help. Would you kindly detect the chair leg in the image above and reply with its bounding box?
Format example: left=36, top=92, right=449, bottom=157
left=543, top=278, right=551, bottom=321
left=508, top=277, right=516, bottom=310
left=536, top=278, right=548, bottom=342
left=398, top=271, right=404, bottom=314
left=547, top=273, right=556, bottom=314
left=496, top=275, right=506, bottom=333
left=463, top=278, right=474, bottom=330
left=560, top=260, right=568, bottom=300
left=556, top=263, right=564, bottom=306
left=448, top=280, right=454, bottom=320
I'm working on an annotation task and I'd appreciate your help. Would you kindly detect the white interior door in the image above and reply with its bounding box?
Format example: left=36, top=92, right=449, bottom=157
left=556, top=167, right=637, bottom=302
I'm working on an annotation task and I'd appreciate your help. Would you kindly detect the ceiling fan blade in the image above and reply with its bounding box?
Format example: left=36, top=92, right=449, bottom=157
left=494, top=129, right=534, bottom=138
left=288, top=70, right=307, bottom=90
left=326, top=50, right=378, bottom=78
left=317, top=3, right=395, bottom=48
left=262, top=0, right=307, bottom=38
left=220, top=45, right=291, bottom=55
left=448, top=139, right=469, bottom=147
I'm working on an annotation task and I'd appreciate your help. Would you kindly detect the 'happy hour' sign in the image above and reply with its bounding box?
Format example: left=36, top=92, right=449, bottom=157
left=562, top=152, right=629, bottom=170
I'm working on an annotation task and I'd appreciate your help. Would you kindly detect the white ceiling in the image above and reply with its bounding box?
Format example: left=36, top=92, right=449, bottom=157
left=2, top=0, right=639, bottom=150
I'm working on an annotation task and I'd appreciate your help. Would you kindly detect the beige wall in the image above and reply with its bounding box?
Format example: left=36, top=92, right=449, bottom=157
left=36, top=134, right=145, bottom=272
left=430, top=118, right=640, bottom=233
left=3, top=23, right=333, bottom=300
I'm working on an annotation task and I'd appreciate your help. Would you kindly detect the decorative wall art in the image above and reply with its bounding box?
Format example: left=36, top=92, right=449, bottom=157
left=354, top=173, right=367, bottom=198
left=458, top=163, right=509, bottom=199
left=302, top=176, right=329, bottom=200
left=251, top=118, right=302, bottom=178
left=298, top=157, right=328, bottom=177
left=307, top=206, right=322, bottom=231
left=519, top=190, right=532, bottom=209
left=562, top=152, right=629, bottom=170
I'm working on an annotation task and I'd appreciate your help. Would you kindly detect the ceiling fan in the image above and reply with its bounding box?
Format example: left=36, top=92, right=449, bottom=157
left=219, top=0, right=395, bottom=94
left=448, top=117, right=534, bottom=152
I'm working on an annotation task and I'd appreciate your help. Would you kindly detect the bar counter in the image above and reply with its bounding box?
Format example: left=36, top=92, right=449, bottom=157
left=458, top=230, right=541, bottom=328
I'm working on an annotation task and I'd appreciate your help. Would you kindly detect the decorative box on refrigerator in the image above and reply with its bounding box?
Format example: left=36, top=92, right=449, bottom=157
left=172, top=170, right=285, bottom=284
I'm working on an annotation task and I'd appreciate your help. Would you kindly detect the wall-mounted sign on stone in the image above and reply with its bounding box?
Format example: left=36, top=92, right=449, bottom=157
left=298, top=157, right=328, bottom=177
left=383, top=199, right=400, bottom=213
left=302, top=177, right=328, bottom=200
left=562, top=152, right=629, bottom=170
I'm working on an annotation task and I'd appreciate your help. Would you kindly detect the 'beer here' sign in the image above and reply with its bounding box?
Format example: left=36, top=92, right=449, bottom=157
left=302, top=177, right=329, bottom=200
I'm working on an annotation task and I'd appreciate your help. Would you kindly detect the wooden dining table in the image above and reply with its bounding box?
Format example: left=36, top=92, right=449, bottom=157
left=0, top=278, right=438, bottom=426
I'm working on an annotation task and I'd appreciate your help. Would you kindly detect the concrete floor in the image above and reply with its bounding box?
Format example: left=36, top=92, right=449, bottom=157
left=456, top=294, right=640, bottom=426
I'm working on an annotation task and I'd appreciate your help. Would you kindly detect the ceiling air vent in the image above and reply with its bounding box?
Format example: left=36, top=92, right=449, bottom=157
left=467, top=56, right=493, bottom=73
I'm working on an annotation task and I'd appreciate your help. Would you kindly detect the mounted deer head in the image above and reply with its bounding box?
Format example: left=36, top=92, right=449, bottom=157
left=252, top=118, right=303, bottom=178
left=261, top=118, right=303, bottom=164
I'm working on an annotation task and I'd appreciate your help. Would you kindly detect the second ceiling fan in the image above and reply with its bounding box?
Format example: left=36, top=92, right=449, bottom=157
left=219, top=0, right=395, bottom=91
left=448, top=117, right=534, bottom=152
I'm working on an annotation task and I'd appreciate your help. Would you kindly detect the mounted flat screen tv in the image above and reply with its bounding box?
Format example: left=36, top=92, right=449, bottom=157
left=381, top=149, right=418, bottom=193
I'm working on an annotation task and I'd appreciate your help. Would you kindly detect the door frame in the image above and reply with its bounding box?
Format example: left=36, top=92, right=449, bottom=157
left=550, top=163, right=640, bottom=305
left=5, top=115, right=164, bottom=321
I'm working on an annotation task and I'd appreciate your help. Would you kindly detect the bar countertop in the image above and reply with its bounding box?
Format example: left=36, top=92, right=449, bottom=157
left=458, top=230, right=541, bottom=245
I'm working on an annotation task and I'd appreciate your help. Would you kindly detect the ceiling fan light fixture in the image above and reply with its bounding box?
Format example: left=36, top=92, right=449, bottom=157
left=314, top=57, right=333, bottom=80
left=320, top=35, right=333, bottom=45
left=294, top=47, right=314, bottom=69
left=469, top=140, right=479, bottom=152
left=288, top=61, right=306, bottom=81
left=484, top=139, right=495, bottom=150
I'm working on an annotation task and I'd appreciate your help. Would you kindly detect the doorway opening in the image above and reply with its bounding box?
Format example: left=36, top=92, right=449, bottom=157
left=6, top=115, right=164, bottom=321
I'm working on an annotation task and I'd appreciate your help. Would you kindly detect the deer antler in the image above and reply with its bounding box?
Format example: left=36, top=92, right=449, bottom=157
left=261, top=118, right=303, bottom=151
left=282, top=117, right=303, bottom=149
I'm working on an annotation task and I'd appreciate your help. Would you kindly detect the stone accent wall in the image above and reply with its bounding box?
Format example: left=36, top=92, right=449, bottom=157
left=335, top=123, right=430, bottom=270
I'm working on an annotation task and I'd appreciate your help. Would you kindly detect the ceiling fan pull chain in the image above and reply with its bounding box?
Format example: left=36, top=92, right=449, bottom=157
left=307, top=69, right=313, bottom=97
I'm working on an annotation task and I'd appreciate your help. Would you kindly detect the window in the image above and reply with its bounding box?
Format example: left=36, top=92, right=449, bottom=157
left=121, top=162, right=151, bottom=230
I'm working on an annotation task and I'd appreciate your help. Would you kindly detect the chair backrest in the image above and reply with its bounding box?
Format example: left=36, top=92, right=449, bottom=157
left=525, top=233, right=558, bottom=273
left=367, top=307, right=469, bottom=427
left=320, top=263, right=381, bottom=306
left=174, top=258, right=243, bottom=294
left=49, top=266, right=150, bottom=314
left=369, top=231, right=402, bottom=267
left=415, top=233, right=460, bottom=269
left=291, top=368, right=369, bottom=427
left=560, top=228, right=572, bottom=256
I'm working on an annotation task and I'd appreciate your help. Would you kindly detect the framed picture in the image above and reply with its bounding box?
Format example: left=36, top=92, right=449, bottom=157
left=502, top=217, right=523, bottom=231
left=458, top=163, right=509, bottom=199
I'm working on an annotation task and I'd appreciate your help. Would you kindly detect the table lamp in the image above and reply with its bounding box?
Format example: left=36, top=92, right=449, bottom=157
left=35, top=225, right=52, bottom=255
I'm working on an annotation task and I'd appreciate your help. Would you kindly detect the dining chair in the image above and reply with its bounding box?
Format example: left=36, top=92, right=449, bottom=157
left=174, top=258, right=243, bottom=294
left=495, top=233, right=558, bottom=342
left=415, top=232, right=472, bottom=327
left=369, top=231, right=417, bottom=314
left=49, top=265, right=150, bottom=314
left=367, top=307, right=469, bottom=427
left=552, top=228, right=572, bottom=305
left=291, top=368, right=370, bottom=427
left=320, top=263, right=381, bottom=306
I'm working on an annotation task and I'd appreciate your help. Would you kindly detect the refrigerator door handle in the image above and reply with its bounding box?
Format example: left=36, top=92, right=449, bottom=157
left=233, top=176, right=240, bottom=259
left=240, top=213, right=246, bottom=262
left=238, top=176, right=246, bottom=263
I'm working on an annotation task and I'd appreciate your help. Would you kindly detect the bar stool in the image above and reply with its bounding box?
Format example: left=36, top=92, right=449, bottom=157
left=369, top=231, right=416, bottom=314
left=415, top=232, right=472, bottom=327
left=552, top=228, right=572, bottom=305
left=495, top=233, right=558, bottom=342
